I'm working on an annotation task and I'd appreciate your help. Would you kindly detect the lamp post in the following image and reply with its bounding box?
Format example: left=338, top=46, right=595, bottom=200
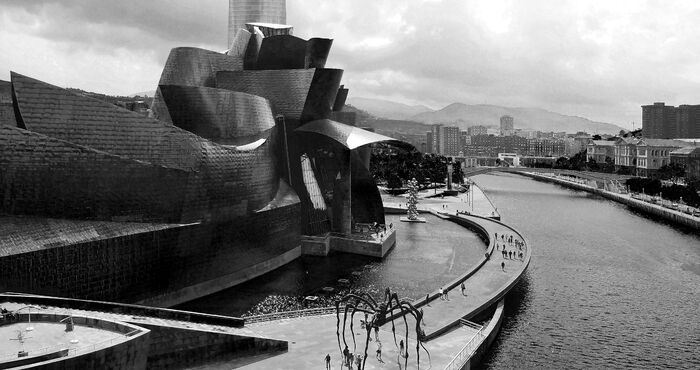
left=15, top=306, right=39, bottom=331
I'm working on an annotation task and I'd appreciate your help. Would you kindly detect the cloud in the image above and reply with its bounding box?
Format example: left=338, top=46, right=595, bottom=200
left=1, top=0, right=700, bottom=127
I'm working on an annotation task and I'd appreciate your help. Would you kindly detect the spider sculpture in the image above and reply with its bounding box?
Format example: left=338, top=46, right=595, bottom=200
left=335, top=288, right=430, bottom=369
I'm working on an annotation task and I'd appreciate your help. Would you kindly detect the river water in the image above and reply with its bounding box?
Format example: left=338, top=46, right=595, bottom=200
left=475, top=173, right=700, bottom=369
left=180, top=173, right=699, bottom=369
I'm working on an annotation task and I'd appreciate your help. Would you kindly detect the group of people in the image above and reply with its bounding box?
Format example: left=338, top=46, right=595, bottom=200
left=494, top=232, right=525, bottom=261
left=334, top=339, right=383, bottom=370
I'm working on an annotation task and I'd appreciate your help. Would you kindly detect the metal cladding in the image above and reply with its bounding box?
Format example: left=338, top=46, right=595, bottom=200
left=333, top=85, right=349, bottom=111
left=228, top=29, right=253, bottom=59
left=351, top=152, right=386, bottom=225
left=8, top=72, right=280, bottom=224
left=296, top=119, right=414, bottom=150
left=152, top=47, right=244, bottom=122
left=159, top=47, right=244, bottom=88
left=255, top=35, right=307, bottom=70
left=228, top=0, right=287, bottom=47
left=12, top=72, right=205, bottom=171
left=159, top=85, right=275, bottom=145
left=255, top=36, right=333, bottom=70
left=0, top=80, right=17, bottom=127
left=0, top=125, right=191, bottom=222
left=0, top=0, right=410, bottom=304
left=217, top=68, right=343, bottom=122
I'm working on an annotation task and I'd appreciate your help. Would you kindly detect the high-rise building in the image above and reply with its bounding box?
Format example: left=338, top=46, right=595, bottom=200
left=468, top=125, right=487, bottom=136
left=426, top=131, right=434, bottom=153
left=500, top=115, right=514, bottom=136
left=676, top=104, right=700, bottom=139
left=427, top=124, right=442, bottom=154
left=642, top=102, right=677, bottom=139
left=442, top=126, right=461, bottom=156
left=229, top=0, right=287, bottom=47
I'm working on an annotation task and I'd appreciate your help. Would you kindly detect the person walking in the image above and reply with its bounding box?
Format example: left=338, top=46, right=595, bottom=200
left=325, top=353, right=331, bottom=370
left=460, top=282, right=466, bottom=296
left=343, top=346, right=350, bottom=367
left=399, top=339, right=405, bottom=357
left=501, top=261, right=505, bottom=271
left=444, top=288, right=449, bottom=301
left=376, top=340, right=383, bottom=362
left=439, top=287, right=444, bottom=300
left=355, top=354, right=362, bottom=370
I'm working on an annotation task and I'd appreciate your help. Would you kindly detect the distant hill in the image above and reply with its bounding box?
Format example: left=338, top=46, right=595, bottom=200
left=410, top=103, right=624, bottom=134
left=129, top=90, right=156, bottom=98
left=347, top=97, right=433, bottom=120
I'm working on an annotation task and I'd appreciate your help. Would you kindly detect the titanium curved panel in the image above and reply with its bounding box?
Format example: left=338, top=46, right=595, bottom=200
left=11, top=72, right=204, bottom=171
left=333, top=86, right=349, bottom=111
left=255, top=35, right=307, bottom=70
left=301, top=69, right=343, bottom=122
left=198, top=138, right=279, bottom=221
left=228, top=29, right=252, bottom=59
left=296, top=119, right=413, bottom=150
left=254, top=36, right=332, bottom=70
left=217, top=69, right=315, bottom=119
left=351, top=152, right=385, bottom=225
left=158, top=85, right=275, bottom=145
left=159, top=47, right=243, bottom=87
left=0, top=126, right=190, bottom=222
left=306, top=38, right=333, bottom=69
left=216, top=68, right=343, bottom=122
left=0, top=80, right=17, bottom=127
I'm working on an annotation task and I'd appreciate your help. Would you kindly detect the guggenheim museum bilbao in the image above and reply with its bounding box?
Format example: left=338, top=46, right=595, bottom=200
left=0, top=0, right=405, bottom=307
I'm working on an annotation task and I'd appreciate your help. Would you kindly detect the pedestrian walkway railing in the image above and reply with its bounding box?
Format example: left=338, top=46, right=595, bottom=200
left=442, top=322, right=487, bottom=370
left=245, top=307, right=337, bottom=324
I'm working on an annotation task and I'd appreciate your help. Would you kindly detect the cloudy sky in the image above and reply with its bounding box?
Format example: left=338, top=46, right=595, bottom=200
left=2, top=0, right=700, bottom=128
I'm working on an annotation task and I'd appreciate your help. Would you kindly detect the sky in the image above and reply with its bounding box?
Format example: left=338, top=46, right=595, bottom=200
left=2, top=0, right=700, bottom=129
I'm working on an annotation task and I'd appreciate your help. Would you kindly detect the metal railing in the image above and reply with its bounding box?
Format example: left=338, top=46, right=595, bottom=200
left=0, top=321, right=134, bottom=362
left=244, top=306, right=337, bottom=324
left=442, top=323, right=487, bottom=370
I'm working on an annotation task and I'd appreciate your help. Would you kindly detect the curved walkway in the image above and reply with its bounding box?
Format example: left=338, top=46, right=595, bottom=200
left=418, top=212, right=530, bottom=340
left=231, top=205, right=530, bottom=369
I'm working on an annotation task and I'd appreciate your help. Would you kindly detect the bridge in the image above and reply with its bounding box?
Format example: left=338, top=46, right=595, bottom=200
left=463, top=166, right=636, bottom=183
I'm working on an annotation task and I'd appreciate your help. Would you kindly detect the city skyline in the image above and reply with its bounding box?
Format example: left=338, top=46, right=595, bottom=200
left=2, top=0, right=700, bottom=129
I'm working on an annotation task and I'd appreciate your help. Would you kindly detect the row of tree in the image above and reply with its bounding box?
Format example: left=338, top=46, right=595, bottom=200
left=370, top=147, right=464, bottom=188
left=533, top=150, right=690, bottom=182
left=626, top=178, right=700, bottom=208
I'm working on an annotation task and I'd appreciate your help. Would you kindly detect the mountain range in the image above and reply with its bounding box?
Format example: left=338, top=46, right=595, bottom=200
left=347, top=97, right=624, bottom=134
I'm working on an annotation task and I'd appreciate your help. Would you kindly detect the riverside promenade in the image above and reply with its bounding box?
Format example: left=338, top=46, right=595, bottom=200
left=231, top=186, right=530, bottom=369
left=519, top=171, right=700, bottom=230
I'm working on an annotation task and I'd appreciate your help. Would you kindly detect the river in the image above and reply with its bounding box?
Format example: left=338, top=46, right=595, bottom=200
left=179, top=173, right=700, bottom=369
left=475, top=173, right=700, bottom=369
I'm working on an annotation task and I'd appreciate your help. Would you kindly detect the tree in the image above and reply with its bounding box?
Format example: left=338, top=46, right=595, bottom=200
left=656, top=163, right=685, bottom=181
left=387, top=173, right=403, bottom=189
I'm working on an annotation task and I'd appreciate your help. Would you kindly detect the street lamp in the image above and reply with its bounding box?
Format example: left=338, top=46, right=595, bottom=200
left=15, top=306, right=39, bottom=331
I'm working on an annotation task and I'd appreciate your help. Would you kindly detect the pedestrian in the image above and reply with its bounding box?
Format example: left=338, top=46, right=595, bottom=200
left=501, top=261, right=505, bottom=271
left=425, top=293, right=430, bottom=305
left=343, top=345, right=350, bottom=367
left=325, top=353, right=331, bottom=370
left=355, top=354, right=362, bottom=370
left=509, top=251, right=512, bottom=259
left=460, top=282, right=466, bottom=296
left=399, top=339, right=404, bottom=357
left=439, top=287, right=444, bottom=300
left=376, top=340, right=383, bottom=362
left=444, top=288, right=449, bottom=301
